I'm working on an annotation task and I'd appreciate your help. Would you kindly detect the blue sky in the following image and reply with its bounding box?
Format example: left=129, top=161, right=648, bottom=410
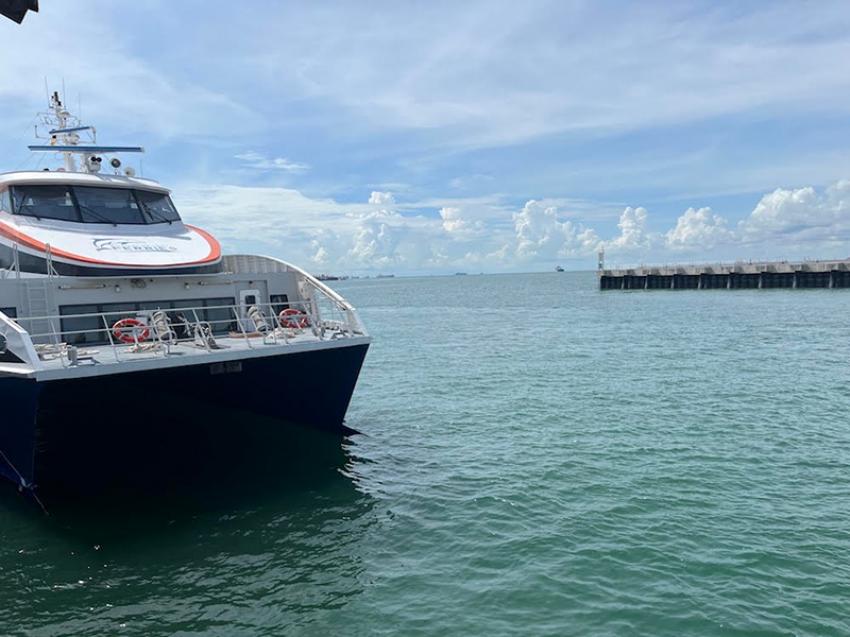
left=2, top=1, right=850, bottom=273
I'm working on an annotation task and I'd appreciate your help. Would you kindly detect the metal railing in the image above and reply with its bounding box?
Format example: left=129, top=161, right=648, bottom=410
left=0, top=297, right=364, bottom=371
left=223, top=255, right=367, bottom=335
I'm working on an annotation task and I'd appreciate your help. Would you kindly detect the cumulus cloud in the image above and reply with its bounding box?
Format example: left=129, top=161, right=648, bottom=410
left=439, top=207, right=464, bottom=233
left=368, top=191, right=395, bottom=205
left=347, top=211, right=404, bottom=266
left=665, top=207, right=732, bottom=250
left=235, top=151, right=309, bottom=173
left=514, top=200, right=599, bottom=259
left=174, top=178, right=850, bottom=273
left=602, top=206, right=654, bottom=253
left=738, top=181, right=850, bottom=241
left=439, top=206, right=484, bottom=235
left=662, top=180, right=850, bottom=258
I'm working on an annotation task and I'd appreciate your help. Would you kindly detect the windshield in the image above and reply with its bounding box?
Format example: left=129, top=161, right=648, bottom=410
left=10, top=185, right=182, bottom=225
left=11, top=185, right=78, bottom=222
left=75, top=186, right=145, bottom=224
left=136, top=189, right=180, bottom=222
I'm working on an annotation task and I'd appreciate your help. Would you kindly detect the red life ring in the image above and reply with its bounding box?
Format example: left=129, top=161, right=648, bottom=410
left=278, top=308, right=309, bottom=329
left=112, top=318, right=150, bottom=344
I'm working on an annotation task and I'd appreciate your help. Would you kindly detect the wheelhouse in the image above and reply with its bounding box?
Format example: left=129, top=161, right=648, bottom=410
left=0, top=173, right=221, bottom=276
left=4, top=184, right=181, bottom=225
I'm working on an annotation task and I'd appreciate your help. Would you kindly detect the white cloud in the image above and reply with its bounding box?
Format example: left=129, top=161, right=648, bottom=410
left=665, top=207, right=732, bottom=250
left=514, top=200, right=599, bottom=260
left=310, top=241, right=329, bottom=265
left=347, top=211, right=404, bottom=266
left=439, top=206, right=463, bottom=233
left=225, top=3, right=850, bottom=150
left=235, top=151, right=309, bottom=173
left=368, top=191, right=395, bottom=205
left=0, top=4, right=259, bottom=141
left=439, top=206, right=484, bottom=235
left=742, top=186, right=820, bottom=237
left=738, top=180, right=850, bottom=246
left=170, top=178, right=850, bottom=273
left=602, top=206, right=654, bottom=253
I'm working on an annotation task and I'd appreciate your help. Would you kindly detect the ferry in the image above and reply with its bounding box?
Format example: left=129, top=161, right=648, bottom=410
left=0, top=93, right=370, bottom=496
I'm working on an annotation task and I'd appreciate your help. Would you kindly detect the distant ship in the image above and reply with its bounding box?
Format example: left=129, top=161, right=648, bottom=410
left=555, top=265, right=565, bottom=272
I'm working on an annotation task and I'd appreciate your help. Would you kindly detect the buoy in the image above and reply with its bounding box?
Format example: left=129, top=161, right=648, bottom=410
left=278, top=308, right=309, bottom=329
left=112, top=318, right=150, bottom=344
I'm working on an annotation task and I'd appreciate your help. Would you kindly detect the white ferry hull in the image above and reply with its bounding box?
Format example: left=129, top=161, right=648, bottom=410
left=0, top=95, right=372, bottom=500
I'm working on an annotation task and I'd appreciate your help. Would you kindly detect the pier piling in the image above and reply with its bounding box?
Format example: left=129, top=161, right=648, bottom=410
left=599, top=259, right=850, bottom=290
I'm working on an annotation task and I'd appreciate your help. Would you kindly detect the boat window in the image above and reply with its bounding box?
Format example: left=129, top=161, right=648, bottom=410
left=59, top=297, right=236, bottom=344
left=8, top=185, right=182, bottom=225
left=75, top=187, right=145, bottom=225
left=135, top=190, right=181, bottom=223
left=11, top=185, right=79, bottom=222
left=270, top=294, right=290, bottom=314
left=202, top=298, right=237, bottom=334
left=59, top=304, right=103, bottom=345
left=0, top=307, right=17, bottom=318
left=0, top=189, right=11, bottom=213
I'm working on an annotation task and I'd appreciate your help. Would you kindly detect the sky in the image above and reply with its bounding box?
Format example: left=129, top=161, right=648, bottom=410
left=2, top=1, right=850, bottom=274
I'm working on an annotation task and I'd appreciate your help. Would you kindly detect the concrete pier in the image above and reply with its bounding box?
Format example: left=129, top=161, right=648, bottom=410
left=599, top=259, right=850, bottom=290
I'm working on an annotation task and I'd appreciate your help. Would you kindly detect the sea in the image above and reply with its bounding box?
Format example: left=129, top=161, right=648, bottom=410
left=2, top=271, right=850, bottom=636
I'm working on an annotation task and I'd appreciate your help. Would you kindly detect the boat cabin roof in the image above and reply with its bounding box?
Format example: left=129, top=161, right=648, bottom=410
left=0, top=171, right=169, bottom=194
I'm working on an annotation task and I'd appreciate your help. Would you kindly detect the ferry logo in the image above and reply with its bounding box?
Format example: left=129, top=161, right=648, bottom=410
left=93, top=238, right=178, bottom=253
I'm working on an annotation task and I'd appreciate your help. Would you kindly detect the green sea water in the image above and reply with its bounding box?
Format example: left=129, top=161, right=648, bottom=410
left=2, top=271, right=850, bottom=636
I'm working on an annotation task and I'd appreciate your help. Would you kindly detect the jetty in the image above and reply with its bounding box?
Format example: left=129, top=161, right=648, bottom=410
left=599, top=258, right=850, bottom=290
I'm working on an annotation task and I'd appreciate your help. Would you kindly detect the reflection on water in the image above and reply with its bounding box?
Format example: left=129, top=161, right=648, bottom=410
left=31, top=398, right=373, bottom=529
left=0, top=401, right=380, bottom=636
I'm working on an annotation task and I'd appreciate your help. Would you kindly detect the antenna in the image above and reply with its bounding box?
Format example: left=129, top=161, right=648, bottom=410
left=28, top=86, right=145, bottom=173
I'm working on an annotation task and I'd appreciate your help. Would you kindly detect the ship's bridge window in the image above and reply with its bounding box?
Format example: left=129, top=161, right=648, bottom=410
left=11, top=185, right=79, bottom=222
left=135, top=189, right=180, bottom=222
left=75, top=186, right=145, bottom=224
left=10, top=185, right=182, bottom=225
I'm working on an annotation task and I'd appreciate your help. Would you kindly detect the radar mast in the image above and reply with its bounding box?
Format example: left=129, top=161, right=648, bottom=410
left=28, top=90, right=144, bottom=174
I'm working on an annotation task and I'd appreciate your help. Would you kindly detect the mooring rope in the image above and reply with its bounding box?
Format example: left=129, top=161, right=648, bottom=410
left=0, top=447, right=48, bottom=515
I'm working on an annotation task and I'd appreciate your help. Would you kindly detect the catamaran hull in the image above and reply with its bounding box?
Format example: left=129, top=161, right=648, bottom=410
left=0, top=341, right=369, bottom=490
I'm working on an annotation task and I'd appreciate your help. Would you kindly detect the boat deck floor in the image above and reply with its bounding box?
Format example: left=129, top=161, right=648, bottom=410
left=29, top=328, right=359, bottom=375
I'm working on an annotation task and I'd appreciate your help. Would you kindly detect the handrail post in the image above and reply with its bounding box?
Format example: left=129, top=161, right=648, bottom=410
left=102, top=314, right=120, bottom=362
left=190, top=309, right=212, bottom=352
left=12, top=242, right=19, bottom=280
left=46, top=316, right=67, bottom=368
left=231, top=306, right=253, bottom=348
left=264, top=302, right=278, bottom=345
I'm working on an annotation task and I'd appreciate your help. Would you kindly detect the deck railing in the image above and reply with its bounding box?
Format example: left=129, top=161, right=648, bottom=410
left=0, top=254, right=366, bottom=372
left=0, top=297, right=363, bottom=372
